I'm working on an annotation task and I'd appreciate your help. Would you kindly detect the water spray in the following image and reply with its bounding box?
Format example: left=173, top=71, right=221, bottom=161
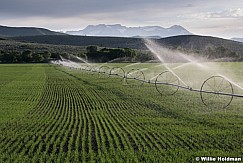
left=52, top=49, right=243, bottom=110
left=143, top=38, right=188, bottom=86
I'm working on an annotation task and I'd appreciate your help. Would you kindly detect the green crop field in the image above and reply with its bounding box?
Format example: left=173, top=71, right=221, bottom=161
left=0, top=63, right=243, bottom=162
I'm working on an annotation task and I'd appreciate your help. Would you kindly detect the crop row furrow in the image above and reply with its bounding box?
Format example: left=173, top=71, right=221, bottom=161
left=90, top=88, right=159, bottom=151
left=75, top=86, right=136, bottom=153
left=85, top=88, right=148, bottom=151
left=104, top=96, right=179, bottom=149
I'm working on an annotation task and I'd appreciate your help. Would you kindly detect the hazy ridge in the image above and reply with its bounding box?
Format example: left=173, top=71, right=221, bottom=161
left=0, top=25, right=65, bottom=37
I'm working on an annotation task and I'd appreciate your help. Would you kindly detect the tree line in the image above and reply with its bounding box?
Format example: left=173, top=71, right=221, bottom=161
left=0, top=50, right=54, bottom=63
left=85, top=46, right=136, bottom=62
left=0, top=45, right=241, bottom=63
left=0, top=46, right=137, bottom=63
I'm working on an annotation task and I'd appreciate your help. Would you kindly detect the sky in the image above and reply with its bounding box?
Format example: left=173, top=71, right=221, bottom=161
left=0, top=0, right=242, bottom=39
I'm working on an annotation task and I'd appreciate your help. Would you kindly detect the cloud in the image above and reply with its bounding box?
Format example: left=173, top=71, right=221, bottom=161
left=181, top=8, right=243, bottom=21
left=198, top=8, right=243, bottom=19
left=183, top=4, right=194, bottom=8
left=0, top=0, right=188, bottom=18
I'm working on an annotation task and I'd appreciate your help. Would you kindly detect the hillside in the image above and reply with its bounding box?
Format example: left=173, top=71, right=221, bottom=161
left=11, top=35, right=243, bottom=56
left=11, top=35, right=144, bottom=49
left=0, top=25, right=65, bottom=37
left=0, top=38, right=86, bottom=55
left=157, top=35, right=243, bottom=56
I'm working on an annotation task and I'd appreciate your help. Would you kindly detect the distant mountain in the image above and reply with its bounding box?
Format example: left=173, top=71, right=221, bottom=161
left=0, top=25, right=65, bottom=37
left=66, top=24, right=192, bottom=38
left=232, top=38, right=243, bottom=42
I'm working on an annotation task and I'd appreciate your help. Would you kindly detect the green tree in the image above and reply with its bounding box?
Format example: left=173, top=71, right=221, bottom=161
left=22, top=50, right=32, bottom=63
left=33, top=54, right=44, bottom=63
left=43, top=51, right=51, bottom=62
left=1, top=51, right=20, bottom=63
left=86, top=46, right=99, bottom=62
left=0, top=51, right=3, bottom=63
left=78, top=53, right=87, bottom=61
left=124, top=48, right=136, bottom=58
left=60, top=52, right=69, bottom=60
left=13, top=52, right=22, bottom=63
left=50, top=53, right=60, bottom=60
left=86, top=46, right=98, bottom=54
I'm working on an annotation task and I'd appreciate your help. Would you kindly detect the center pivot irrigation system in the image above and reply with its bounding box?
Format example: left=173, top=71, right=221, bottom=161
left=57, top=63, right=243, bottom=109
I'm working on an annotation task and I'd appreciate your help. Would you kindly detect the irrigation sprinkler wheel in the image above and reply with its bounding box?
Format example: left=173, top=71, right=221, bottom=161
left=200, top=76, right=234, bottom=109
left=109, top=67, right=125, bottom=81
left=98, top=66, right=110, bottom=78
left=90, top=66, right=98, bottom=74
left=82, top=65, right=89, bottom=71
left=155, top=71, right=180, bottom=96
left=85, top=65, right=92, bottom=71
left=125, top=69, right=145, bottom=86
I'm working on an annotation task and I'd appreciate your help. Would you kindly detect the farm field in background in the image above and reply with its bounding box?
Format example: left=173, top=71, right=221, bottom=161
left=0, top=63, right=243, bottom=162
